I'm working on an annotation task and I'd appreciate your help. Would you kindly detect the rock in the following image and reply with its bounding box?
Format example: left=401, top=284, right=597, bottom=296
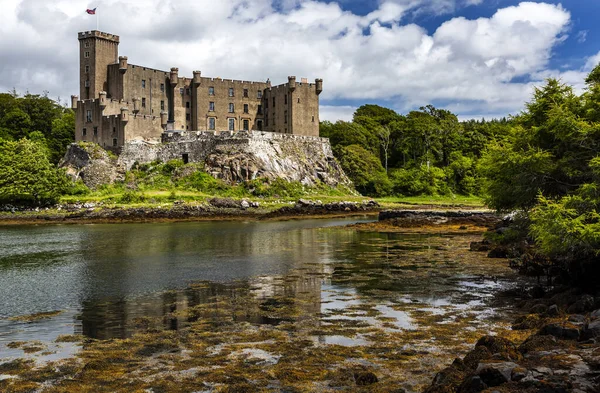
left=463, top=346, right=492, bottom=370
left=511, top=366, right=528, bottom=381
left=580, top=319, right=600, bottom=340
left=538, top=323, right=580, bottom=340
left=547, top=304, right=560, bottom=316
left=487, top=248, right=508, bottom=258
left=424, top=360, right=467, bottom=393
left=530, top=303, right=549, bottom=314
left=567, top=295, right=595, bottom=314
left=529, top=285, right=546, bottom=299
left=458, top=376, right=488, bottom=393
left=208, top=197, right=240, bottom=209
left=240, top=200, right=250, bottom=209
left=353, top=369, right=378, bottom=386
left=591, top=309, right=600, bottom=319
left=512, top=314, right=542, bottom=330
left=470, top=241, right=491, bottom=252
left=568, top=314, right=586, bottom=324
left=475, top=361, right=520, bottom=387
left=59, top=142, right=121, bottom=189
left=475, top=336, right=522, bottom=361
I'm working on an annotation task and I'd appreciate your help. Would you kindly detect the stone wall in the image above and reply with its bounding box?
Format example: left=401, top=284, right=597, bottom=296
left=116, top=131, right=351, bottom=187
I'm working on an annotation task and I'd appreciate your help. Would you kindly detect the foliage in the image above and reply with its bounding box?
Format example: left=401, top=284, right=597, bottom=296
left=337, top=144, right=392, bottom=196
left=0, top=92, right=74, bottom=163
left=0, top=139, right=69, bottom=206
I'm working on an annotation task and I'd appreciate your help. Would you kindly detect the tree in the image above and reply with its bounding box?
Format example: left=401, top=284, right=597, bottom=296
left=0, top=139, right=69, bottom=206
left=336, top=144, right=391, bottom=196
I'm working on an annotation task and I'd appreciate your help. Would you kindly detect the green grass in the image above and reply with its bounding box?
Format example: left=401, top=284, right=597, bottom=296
left=376, top=195, right=486, bottom=209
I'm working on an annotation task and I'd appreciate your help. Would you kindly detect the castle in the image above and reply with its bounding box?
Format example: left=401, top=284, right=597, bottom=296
left=72, top=31, right=323, bottom=150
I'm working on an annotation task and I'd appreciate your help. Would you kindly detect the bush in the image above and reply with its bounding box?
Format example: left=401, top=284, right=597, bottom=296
left=389, top=166, right=448, bottom=196
left=246, top=178, right=305, bottom=198
left=336, top=144, right=391, bottom=196
left=117, top=190, right=147, bottom=204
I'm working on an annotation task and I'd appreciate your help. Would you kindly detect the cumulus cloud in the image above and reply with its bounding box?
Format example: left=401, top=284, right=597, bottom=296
left=0, top=0, right=578, bottom=120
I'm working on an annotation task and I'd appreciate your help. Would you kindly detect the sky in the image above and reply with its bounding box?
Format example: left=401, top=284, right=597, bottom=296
left=0, top=0, right=598, bottom=122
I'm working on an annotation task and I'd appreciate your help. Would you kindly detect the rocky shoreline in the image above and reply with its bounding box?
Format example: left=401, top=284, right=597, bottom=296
left=0, top=199, right=381, bottom=225
left=422, top=286, right=600, bottom=392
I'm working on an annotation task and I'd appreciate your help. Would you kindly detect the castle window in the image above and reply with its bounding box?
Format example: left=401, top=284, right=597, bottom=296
left=180, top=88, right=184, bottom=95
left=85, top=65, right=90, bottom=73
left=284, top=95, right=287, bottom=105
left=186, top=101, right=190, bottom=109
left=186, top=113, right=190, bottom=121
left=142, top=80, right=146, bottom=88
left=243, top=104, right=248, bottom=114
left=284, top=110, right=288, bottom=123
left=209, top=102, right=215, bottom=111
left=86, top=110, right=92, bottom=122
left=243, top=89, right=248, bottom=98
left=312, top=115, right=315, bottom=122
left=243, top=119, right=249, bottom=131
left=257, top=90, right=262, bottom=99
left=186, top=88, right=190, bottom=95
left=84, top=51, right=90, bottom=58
left=160, top=100, right=165, bottom=111
left=113, top=138, right=117, bottom=147
left=84, top=80, right=90, bottom=87
left=258, top=105, right=262, bottom=115
left=228, top=88, right=234, bottom=97
left=93, top=127, right=98, bottom=136
left=229, top=103, right=234, bottom=113
left=298, top=98, right=300, bottom=103
left=141, top=98, right=146, bottom=108
left=273, top=97, right=275, bottom=107
left=208, top=117, right=215, bottom=130
left=228, top=118, right=235, bottom=131
left=84, top=42, right=90, bottom=48
left=82, top=128, right=87, bottom=136
left=209, top=86, right=214, bottom=96
left=257, top=120, right=263, bottom=131
left=113, top=127, right=116, bottom=134
left=160, top=83, right=165, bottom=92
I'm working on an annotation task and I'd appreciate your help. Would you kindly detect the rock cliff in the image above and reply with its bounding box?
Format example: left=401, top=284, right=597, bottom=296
left=60, top=131, right=352, bottom=189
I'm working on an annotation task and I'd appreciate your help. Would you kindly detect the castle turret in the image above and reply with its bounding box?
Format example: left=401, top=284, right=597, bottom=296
left=78, top=31, right=120, bottom=100
left=120, top=107, right=129, bottom=123
left=288, top=76, right=296, bottom=92
left=170, top=68, right=179, bottom=86
left=99, top=91, right=107, bottom=109
left=132, top=98, right=140, bottom=114
left=315, top=78, right=323, bottom=95
left=71, top=95, right=78, bottom=109
left=119, top=56, right=128, bottom=73
left=193, top=71, right=201, bottom=86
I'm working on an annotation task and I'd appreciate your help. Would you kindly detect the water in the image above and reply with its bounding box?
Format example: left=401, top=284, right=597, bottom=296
left=0, top=217, right=522, bottom=391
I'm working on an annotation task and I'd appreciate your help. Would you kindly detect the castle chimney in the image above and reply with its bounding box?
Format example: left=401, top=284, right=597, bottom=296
left=120, top=107, right=129, bottom=123
left=71, top=95, right=79, bottom=109
left=315, top=78, right=323, bottom=95
left=132, top=98, right=140, bottom=114
left=170, top=67, right=179, bottom=86
left=193, top=71, right=201, bottom=86
left=119, top=56, right=128, bottom=73
left=288, top=76, right=296, bottom=92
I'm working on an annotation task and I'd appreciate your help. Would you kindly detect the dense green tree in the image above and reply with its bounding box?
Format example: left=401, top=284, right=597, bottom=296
left=0, top=139, right=69, bottom=206
left=336, top=144, right=391, bottom=196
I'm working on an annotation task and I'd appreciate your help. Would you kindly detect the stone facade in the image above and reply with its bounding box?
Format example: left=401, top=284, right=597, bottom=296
left=73, top=30, right=323, bottom=151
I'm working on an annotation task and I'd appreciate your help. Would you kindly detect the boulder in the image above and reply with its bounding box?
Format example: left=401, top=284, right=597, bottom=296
left=512, top=314, right=542, bottom=330
left=463, top=346, right=492, bottom=370
left=458, top=376, right=488, bottom=393
left=538, top=323, right=580, bottom=340
left=475, top=361, right=520, bottom=387
left=567, top=295, right=595, bottom=314
left=547, top=304, right=560, bottom=317
left=475, top=336, right=522, bottom=361
left=580, top=319, right=600, bottom=340
left=530, top=303, right=549, bottom=314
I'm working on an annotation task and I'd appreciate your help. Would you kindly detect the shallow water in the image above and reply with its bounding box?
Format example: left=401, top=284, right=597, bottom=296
left=0, top=217, right=523, bottom=391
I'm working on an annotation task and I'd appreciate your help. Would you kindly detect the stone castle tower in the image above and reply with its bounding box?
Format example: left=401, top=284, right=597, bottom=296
left=72, top=30, right=323, bottom=150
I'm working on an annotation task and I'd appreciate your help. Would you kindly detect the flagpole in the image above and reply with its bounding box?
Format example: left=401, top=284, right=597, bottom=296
left=96, top=11, right=99, bottom=31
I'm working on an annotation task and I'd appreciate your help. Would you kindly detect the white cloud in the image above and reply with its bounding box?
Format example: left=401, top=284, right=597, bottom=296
left=0, top=1, right=578, bottom=120
left=577, top=30, right=588, bottom=43
left=320, top=105, right=356, bottom=122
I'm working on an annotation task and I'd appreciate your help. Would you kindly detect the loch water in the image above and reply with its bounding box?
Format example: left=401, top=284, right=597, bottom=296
left=0, top=217, right=523, bottom=390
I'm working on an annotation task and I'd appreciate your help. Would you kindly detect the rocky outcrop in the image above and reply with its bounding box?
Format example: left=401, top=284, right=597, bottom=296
left=378, top=210, right=500, bottom=227
left=111, top=131, right=352, bottom=187
left=59, top=142, right=123, bottom=189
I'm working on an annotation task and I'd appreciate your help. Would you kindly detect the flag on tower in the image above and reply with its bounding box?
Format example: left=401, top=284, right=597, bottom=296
left=86, top=8, right=96, bottom=15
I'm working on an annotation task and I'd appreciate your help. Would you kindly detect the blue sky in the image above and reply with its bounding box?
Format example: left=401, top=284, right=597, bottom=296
left=0, top=0, right=598, bottom=121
